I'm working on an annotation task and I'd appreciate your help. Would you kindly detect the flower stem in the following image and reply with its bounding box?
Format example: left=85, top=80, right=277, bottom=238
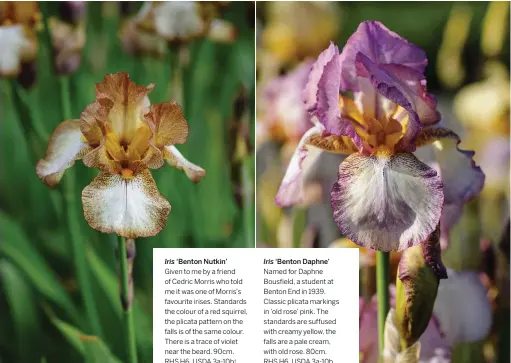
left=376, top=251, right=390, bottom=356
left=118, top=237, right=138, bottom=363
left=168, top=45, right=184, bottom=105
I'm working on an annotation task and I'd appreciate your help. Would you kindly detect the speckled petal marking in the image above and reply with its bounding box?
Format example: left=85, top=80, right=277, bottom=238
left=82, top=169, right=171, bottom=238
left=331, top=152, right=444, bottom=251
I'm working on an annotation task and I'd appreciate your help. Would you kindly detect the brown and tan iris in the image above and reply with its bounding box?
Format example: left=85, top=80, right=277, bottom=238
left=0, top=1, right=39, bottom=77
left=36, top=72, right=205, bottom=238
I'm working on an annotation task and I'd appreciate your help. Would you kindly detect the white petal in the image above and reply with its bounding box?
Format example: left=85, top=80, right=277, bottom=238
left=433, top=269, right=492, bottom=344
left=82, top=170, right=171, bottom=238
left=331, top=152, right=444, bottom=251
left=274, top=125, right=323, bottom=207
left=36, top=120, right=90, bottom=187
left=164, top=145, right=205, bottom=183
left=154, top=2, right=205, bottom=40
left=0, top=25, right=35, bottom=75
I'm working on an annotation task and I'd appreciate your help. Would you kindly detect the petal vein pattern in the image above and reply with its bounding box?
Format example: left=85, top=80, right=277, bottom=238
left=331, top=153, right=444, bottom=251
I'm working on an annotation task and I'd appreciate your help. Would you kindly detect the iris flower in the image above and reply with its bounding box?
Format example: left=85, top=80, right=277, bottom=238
left=258, top=61, right=313, bottom=144
left=134, top=1, right=235, bottom=44
left=36, top=72, right=205, bottom=238
left=275, top=21, right=484, bottom=252
left=0, top=1, right=38, bottom=79
left=50, top=16, right=85, bottom=75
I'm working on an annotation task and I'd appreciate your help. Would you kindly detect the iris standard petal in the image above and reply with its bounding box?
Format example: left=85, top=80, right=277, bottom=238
left=145, top=102, right=189, bottom=148
left=415, top=127, right=485, bottom=204
left=82, top=169, right=171, bottom=238
left=303, top=42, right=339, bottom=113
left=331, top=152, right=444, bottom=251
left=94, top=72, right=154, bottom=143
left=355, top=53, right=423, bottom=150
left=79, top=99, right=110, bottom=146
left=338, top=20, right=428, bottom=91
left=275, top=126, right=323, bottom=207
left=36, top=120, right=91, bottom=187
left=433, top=269, right=492, bottom=344
left=163, top=145, right=205, bottom=183
left=380, top=64, right=439, bottom=125
left=317, top=51, right=363, bottom=144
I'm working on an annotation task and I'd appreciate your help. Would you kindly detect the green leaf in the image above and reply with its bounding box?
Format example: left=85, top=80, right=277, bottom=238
left=0, top=259, right=41, bottom=363
left=51, top=317, right=123, bottom=363
left=0, top=211, right=78, bottom=319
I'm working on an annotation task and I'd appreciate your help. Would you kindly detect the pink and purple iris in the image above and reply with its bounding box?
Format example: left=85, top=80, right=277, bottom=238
left=275, top=21, right=484, bottom=252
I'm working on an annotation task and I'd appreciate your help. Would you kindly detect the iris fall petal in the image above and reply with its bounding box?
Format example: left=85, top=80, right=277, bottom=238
left=164, top=145, right=205, bottom=183
left=36, top=119, right=91, bottom=187
left=275, top=126, right=324, bottom=207
left=331, top=152, right=444, bottom=251
left=82, top=169, right=171, bottom=238
left=415, top=127, right=485, bottom=204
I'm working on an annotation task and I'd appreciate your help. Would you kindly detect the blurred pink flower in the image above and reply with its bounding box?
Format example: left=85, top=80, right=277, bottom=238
left=258, top=61, right=313, bottom=143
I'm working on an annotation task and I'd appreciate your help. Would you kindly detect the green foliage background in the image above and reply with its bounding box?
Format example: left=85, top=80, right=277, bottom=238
left=0, top=2, right=255, bottom=362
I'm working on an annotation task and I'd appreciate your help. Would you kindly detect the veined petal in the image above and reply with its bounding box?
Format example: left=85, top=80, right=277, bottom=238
left=81, top=141, right=122, bottom=174
left=80, top=100, right=110, bottom=146
left=355, top=53, right=423, bottom=150
left=82, top=169, right=171, bottom=238
left=433, top=269, right=492, bottom=344
left=145, top=102, right=189, bottom=148
left=94, top=72, right=154, bottom=143
left=380, top=64, right=439, bottom=125
left=304, top=43, right=362, bottom=144
left=339, top=20, right=427, bottom=91
left=415, top=127, right=485, bottom=204
left=36, top=120, right=91, bottom=187
left=164, top=145, right=205, bottom=183
left=331, top=152, right=443, bottom=251
left=303, top=42, right=339, bottom=113
left=275, top=125, right=324, bottom=207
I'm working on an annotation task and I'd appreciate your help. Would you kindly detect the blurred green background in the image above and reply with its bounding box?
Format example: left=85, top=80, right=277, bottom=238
left=0, top=2, right=254, bottom=362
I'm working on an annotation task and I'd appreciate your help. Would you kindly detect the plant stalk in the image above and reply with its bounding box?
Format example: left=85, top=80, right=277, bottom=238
left=376, top=251, right=390, bottom=357
left=118, top=237, right=138, bottom=363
